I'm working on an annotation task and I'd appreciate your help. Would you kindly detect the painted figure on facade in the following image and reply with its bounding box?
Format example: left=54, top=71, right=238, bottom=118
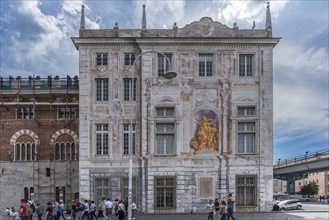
left=190, top=110, right=219, bottom=154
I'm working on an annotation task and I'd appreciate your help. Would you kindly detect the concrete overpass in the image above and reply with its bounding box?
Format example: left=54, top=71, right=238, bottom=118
left=273, top=149, right=329, bottom=194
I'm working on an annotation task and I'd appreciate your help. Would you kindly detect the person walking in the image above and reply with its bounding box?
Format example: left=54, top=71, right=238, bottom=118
left=227, top=197, right=235, bottom=220
left=204, top=199, right=214, bottom=220
left=213, top=198, right=220, bottom=219
left=45, top=202, right=54, bottom=220
left=219, top=201, right=227, bottom=220
left=104, top=198, right=113, bottom=220
left=36, top=203, right=44, bottom=220
left=58, top=201, right=66, bottom=220
left=89, top=200, right=97, bottom=220
left=19, top=199, right=28, bottom=220
left=81, top=200, right=90, bottom=220
left=97, top=199, right=105, bottom=219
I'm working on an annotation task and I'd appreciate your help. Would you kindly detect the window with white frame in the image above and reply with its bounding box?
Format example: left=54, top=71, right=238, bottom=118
left=96, top=53, right=108, bottom=66
left=58, top=107, right=77, bottom=119
left=156, top=107, right=174, bottom=117
left=95, top=178, right=110, bottom=203
left=55, top=142, right=76, bottom=160
left=158, top=54, right=172, bottom=77
left=198, top=54, right=213, bottom=76
left=155, top=177, right=176, bottom=209
left=17, top=107, right=34, bottom=119
left=96, top=124, right=109, bottom=155
left=155, top=107, right=175, bottom=155
left=238, top=107, right=256, bottom=116
left=122, top=177, right=138, bottom=201
left=236, top=175, right=257, bottom=206
left=156, top=123, right=174, bottom=155
left=96, top=78, right=109, bottom=101
left=124, top=53, right=136, bottom=65
left=123, top=123, right=135, bottom=155
left=239, top=54, right=253, bottom=76
left=237, top=122, right=255, bottom=154
left=15, top=142, right=36, bottom=161
left=123, top=78, right=137, bottom=101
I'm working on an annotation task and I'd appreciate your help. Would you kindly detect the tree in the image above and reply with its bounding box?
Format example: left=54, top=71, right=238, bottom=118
left=299, top=182, right=319, bottom=196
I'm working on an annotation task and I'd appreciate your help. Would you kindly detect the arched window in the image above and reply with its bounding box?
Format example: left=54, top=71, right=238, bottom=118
left=66, top=143, right=71, bottom=160
left=24, top=187, right=29, bottom=200
left=15, top=143, right=36, bottom=161
left=55, top=142, right=76, bottom=161
left=71, top=143, right=76, bottom=160
left=30, top=187, right=34, bottom=199
left=55, top=143, right=60, bottom=160
left=60, top=143, right=65, bottom=160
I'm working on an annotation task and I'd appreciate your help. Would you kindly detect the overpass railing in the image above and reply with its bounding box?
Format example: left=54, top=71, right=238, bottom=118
left=276, top=149, right=329, bottom=166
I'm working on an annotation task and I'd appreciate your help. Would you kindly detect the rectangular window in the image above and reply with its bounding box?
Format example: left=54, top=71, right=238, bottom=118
left=238, top=107, right=255, bottom=116
left=236, top=176, right=257, bottom=206
left=237, top=122, right=255, bottom=154
left=122, top=177, right=138, bottom=202
left=123, top=78, right=137, bottom=101
left=239, top=55, right=253, bottom=76
left=58, top=107, right=77, bottom=119
left=17, top=107, right=34, bottom=119
left=155, top=177, right=176, bottom=209
left=156, top=107, right=174, bottom=117
left=124, top=53, right=136, bottom=65
left=95, top=178, right=110, bottom=203
left=158, top=54, right=172, bottom=77
left=46, top=168, right=51, bottom=177
left=123, top=123, right=136, bottom=155
left=156, top=123, right=174, bottom=155
left=96, top=79, right=109, bottom=101
left=198, top=54, right=213, bottom=76
left=96, top=124, right=109, bottom=155
left=96, top=54, right=108, bottom=66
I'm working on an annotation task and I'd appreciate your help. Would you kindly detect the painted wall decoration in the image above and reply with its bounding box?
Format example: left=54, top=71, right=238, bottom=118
left=190, top=109, right=220, bottom=155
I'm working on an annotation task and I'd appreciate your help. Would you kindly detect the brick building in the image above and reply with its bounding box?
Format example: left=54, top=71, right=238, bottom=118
left=71, top=3, right=279, bottom=213
left=0, top=76, right=79, bottom=209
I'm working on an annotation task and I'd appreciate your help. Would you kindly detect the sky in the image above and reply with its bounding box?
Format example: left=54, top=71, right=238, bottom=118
left=0, top=0, right=328, bottom=162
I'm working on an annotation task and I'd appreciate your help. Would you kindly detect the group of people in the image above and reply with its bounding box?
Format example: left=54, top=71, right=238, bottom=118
left=203, top=193, right=236, bottom=220
left=70, top=197, right=137, bottom=220
left=8, top=197, right=137, bottom=220
left=14, top=199, right=66, bottom=220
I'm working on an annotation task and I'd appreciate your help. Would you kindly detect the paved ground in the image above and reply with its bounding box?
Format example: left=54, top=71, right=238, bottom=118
left=135, top=212, right=329, bottom=220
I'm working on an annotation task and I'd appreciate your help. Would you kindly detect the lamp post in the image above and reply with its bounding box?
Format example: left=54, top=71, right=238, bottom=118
left=128, top=50, right=176, bottom=220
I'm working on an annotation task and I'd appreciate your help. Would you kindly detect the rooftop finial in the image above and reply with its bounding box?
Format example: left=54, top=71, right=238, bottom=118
left=265, top=2, right=272, bottom=36
left=142, top=4, right=147, bottom=29
left=80, top=4, right=85, bottom=29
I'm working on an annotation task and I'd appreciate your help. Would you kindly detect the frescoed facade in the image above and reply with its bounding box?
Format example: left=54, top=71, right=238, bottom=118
left=72, top=3, right=279, bottom=212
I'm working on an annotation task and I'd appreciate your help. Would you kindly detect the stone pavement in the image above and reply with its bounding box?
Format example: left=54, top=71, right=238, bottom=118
left=134, top=212, right=329, bottom=220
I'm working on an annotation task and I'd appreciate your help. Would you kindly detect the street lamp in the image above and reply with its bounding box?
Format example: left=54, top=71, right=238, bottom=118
left=128, top=50, right=176, bottom=220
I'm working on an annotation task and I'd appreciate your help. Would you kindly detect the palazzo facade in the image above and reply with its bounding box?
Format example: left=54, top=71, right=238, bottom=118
left=0, top=76, right=79, bottom=209
left=72, top=3, right=279, bottom=212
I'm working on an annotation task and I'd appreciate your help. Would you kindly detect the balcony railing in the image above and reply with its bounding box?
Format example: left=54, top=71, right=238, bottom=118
left=0, top=75, right=79, bottom=91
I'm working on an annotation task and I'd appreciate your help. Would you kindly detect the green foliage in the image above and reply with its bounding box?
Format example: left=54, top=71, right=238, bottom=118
left=299, top=182, right=319, bottom=196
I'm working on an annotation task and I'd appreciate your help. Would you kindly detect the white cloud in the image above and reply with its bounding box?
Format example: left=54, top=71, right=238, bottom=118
left=275, top=42, right=329, bottom=75
left=132, top=1, right=185, bottom=28
left=215, top=0, right=288, bottom=28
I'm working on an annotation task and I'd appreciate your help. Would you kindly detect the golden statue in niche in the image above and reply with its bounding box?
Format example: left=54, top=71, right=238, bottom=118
left=190, top=110, right=219, bottom=155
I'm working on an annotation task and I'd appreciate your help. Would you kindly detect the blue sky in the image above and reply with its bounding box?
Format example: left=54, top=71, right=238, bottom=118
left=0, top=0, right=328, bottom=162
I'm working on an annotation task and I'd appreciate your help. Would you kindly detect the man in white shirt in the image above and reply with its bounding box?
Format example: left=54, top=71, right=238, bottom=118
left=104, top=198, right=113, bottom=220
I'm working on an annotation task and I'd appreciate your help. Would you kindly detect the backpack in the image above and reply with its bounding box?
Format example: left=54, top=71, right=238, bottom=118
left=25, top=203, right=34, bottom=217
left=59, top=204, right=65, bottom=213
left=36, top=206, right=44, bottom=214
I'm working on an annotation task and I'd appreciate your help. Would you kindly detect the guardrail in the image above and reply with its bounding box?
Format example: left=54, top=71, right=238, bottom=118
left=275, top=149, right=329, bottom=166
